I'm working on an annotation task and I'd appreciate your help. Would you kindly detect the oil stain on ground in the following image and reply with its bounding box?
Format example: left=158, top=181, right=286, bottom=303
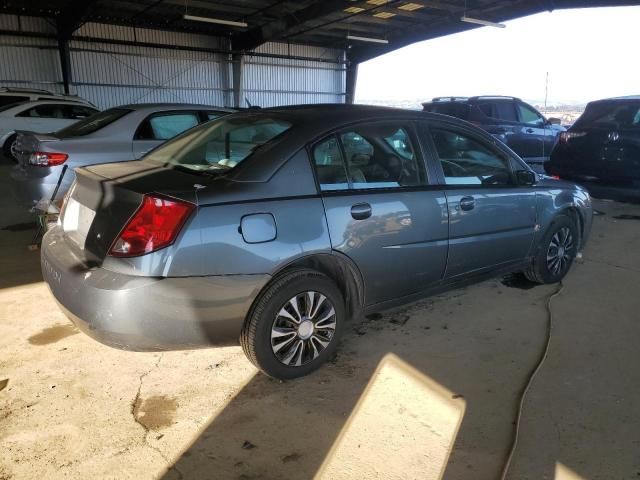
left=136, top=395, right=178, bottom=430
left=501, top=273, right=538, bottom=290
left=28, top=324, right=79, bottom=345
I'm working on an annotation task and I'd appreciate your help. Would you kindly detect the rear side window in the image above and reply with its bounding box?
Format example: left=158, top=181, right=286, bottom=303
left=478, top=101, right=518, bottom=122
left=56, top=108, right=131, bottom=138
left=59, top=105, right=98, bottom=120
left=313, top=136, right=349, bottom=191
left=135, top=112, right=200, bottom=140
left=429, top=128, right=512, bottom=186
left=424, top=103, right=470, bottom=120
left=17, top=104, right=63, bottom=118
left=574, top=101, right=640, bottom=129
left=0, top=95, right=29, bottom=107
left=313, top=123, right=424, bottom=191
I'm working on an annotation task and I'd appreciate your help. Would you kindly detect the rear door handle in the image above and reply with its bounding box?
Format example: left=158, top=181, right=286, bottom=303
left=351, top=203, right=372, bottom=220
left=459, top=196, right=475, bottom=211
left=526, top=128, right=535, bottom=133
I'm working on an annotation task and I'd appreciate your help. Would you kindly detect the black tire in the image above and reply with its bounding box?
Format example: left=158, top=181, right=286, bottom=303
left=525, top=215, right=578, bottom=284
left=240, top=269, right=345, bottom=379
left=2, top=134, right=18, bottom=163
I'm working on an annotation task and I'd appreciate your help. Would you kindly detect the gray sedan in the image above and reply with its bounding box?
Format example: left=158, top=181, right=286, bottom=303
left=40, top=105, right=592, bottom=379
left=11, top=103, right=234, bottom=203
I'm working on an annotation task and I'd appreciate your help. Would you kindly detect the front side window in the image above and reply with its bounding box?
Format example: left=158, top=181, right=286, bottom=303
left=430, top=128, right=512, bottom=186
left=313, top=123, right=424, bottom=191
left=517, top=103, right=544, bottom=125
left=145, top=115, right=292, bottom=173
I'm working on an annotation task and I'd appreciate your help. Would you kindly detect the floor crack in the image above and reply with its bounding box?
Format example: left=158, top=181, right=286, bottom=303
left=129, top=354, right=184, bottom=479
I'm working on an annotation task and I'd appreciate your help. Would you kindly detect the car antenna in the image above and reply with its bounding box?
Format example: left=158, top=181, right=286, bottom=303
left=193, top=183, right=205, bottom=206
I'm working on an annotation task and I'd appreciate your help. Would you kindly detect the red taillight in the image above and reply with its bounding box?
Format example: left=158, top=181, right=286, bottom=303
left=558, top=131, right=586, bottom=144
left=30, top=151, right=68, bottom=167
left=109, top=195, right=195, bottom=257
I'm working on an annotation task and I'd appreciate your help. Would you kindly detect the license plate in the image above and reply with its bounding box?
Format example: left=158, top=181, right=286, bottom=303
left=62, top=198, right=95, bottom=248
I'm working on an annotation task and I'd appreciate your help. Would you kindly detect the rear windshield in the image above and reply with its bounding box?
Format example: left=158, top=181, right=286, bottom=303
left=574, top=101, right=640, bottom=129
left=145, top=115, right=292, bottom=174
left=56, top=108, right=131, bottom=138
left=0, top=102, right=25, bottom=113
left=424, top=102, right=470, bottom=120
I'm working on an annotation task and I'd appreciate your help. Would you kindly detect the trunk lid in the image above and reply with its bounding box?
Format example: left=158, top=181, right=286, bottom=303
left=15, top=131, right=60, bottom=165
left=63, top=160, right=201, bottom=263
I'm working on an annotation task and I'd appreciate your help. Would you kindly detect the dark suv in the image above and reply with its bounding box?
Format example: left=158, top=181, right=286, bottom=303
left=545, top=96, right=640, bottom=185
left=423, top=96, right=564, bottom=173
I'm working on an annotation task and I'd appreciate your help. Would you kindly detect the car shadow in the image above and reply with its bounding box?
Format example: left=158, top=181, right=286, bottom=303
left=161, top=281, right=557, bottom=480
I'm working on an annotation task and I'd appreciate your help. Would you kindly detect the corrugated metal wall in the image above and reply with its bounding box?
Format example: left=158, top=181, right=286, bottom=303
left=243, top=43, right=346, bottom=107
left=0, top=16, right=64, bottom=94
left=0, top=14, right=346, bottom=110
left=71, top=23, right=232, bottom=109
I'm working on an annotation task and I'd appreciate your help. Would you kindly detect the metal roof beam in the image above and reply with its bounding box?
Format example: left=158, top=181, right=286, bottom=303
left=233, top=0, right=353, bottom=51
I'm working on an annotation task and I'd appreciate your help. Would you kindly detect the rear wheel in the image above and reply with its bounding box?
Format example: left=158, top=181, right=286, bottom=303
left=240, top=269, right=345, bottom=379
left=525, top=215, right=578, bottom=284
left=2, top=134, right=18, bottom=163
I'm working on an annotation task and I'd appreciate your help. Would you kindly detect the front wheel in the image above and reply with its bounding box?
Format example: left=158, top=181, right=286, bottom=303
left=240, top=269, right=345, bottom=379
left=525, top=215, right=578, bottom=284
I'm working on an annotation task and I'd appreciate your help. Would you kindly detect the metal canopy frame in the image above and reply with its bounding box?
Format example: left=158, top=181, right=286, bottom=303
left=1, top=0, right=637, bottom=104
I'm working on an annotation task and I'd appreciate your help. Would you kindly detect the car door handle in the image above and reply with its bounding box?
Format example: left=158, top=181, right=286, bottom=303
left=526, top=128, right=535, bottom=133
left=459, top=196, right=475, bottom=211
left=351, top=203, right=372, bottom=220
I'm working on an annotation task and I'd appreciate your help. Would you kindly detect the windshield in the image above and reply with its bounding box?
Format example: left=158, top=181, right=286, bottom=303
left=145, top=115, right=292, bottom=173
left=56, top=108, right=131, bottom=138
left=0, top=102, right=25, bottom=113
left=574, top=101, right=640, bottom=129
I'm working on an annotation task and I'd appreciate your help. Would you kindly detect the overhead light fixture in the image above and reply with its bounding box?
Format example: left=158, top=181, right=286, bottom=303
left=398, top=3, right=425, bottom=11
left=460, top=15, right=505, bottom=28
left=347, top=35, right=389, bottom=44
left=344, top=6, right=365, bottom=13
left=183, top=14, right=248, bottom=28
left=373, top=11, right=396, bottom=19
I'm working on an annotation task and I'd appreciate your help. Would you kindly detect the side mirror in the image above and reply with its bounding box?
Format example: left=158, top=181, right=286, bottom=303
left=516, top=170, right=537, bottom=186
left=546, top=117, right=561, bottom=125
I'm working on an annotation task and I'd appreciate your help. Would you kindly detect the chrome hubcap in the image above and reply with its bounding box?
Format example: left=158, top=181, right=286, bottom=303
left=546, top=227, right=574, bottom=276
left=9, top=139, right=18, bottom=159
left=271, top=291, right=336, bottom=367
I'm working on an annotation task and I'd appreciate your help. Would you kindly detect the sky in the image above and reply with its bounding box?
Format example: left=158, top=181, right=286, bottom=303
left=355, top=6, right=640, bottom=106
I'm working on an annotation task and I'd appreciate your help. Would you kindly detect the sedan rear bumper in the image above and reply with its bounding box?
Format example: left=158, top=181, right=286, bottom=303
left=41, top=226, right=270, bottom=351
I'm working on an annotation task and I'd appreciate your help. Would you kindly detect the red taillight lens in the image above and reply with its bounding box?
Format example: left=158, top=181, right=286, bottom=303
left=30, top=151, right=68, bottom=167
left=109, top=195, right=195, bottom=257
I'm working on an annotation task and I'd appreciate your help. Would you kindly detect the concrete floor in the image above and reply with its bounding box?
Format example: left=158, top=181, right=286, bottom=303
left=1, top=158, right=639, bottom=480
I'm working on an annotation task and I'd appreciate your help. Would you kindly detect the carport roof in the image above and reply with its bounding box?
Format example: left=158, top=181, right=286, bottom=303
left=3, top=0, right=638, bottom=62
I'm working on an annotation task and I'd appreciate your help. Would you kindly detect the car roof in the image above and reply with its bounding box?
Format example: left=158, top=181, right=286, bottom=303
left=262, top=103, right=433, bottom=124
left=588, top=95, right=640, bottom=104
left=428, top=95, right=522, bottom=103
left=114, top=103, right=236, bottom=112
left=7, top=99, right=97, bottom=108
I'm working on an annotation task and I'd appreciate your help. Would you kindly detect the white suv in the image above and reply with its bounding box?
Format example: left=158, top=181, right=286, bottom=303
left=0, top=87, right=94, bottom=108
left=1, top=100, right=99, bottom=161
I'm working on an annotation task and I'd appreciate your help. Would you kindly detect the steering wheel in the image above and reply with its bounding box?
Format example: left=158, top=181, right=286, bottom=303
left=441, top=159, right=468, bottom=177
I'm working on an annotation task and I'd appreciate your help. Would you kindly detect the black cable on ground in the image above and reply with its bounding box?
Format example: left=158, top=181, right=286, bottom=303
left=500, top=282, right=564, bottom=480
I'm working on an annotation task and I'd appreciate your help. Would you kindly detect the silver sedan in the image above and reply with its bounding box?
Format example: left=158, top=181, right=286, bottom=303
left=11, top=103, right=234, bottom=204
